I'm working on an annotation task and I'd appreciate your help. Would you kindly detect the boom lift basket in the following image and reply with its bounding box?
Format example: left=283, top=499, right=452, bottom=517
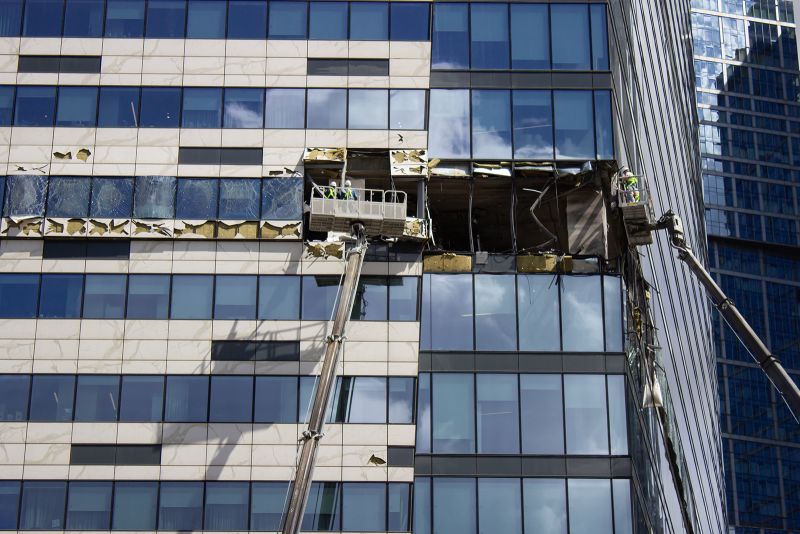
left=309, top=185, right=407, bottom=237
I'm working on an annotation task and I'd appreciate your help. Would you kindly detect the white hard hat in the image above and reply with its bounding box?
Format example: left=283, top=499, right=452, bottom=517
left=330, top=180, right=338, bottom=187
left=345, top=180, right=352, bottom=187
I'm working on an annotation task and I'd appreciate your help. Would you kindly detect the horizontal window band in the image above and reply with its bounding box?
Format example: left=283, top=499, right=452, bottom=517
left=70, top=444, right=161, bottom=465
left=419, top=352, right=627, bottom=373
left=413, top=456, right=632, bottom=478
left=18, top=56, right=102, bottom=74
left=429, top=71, right=613, bottom=90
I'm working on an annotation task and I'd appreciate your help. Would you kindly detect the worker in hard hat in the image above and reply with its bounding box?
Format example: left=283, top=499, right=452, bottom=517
left=343, top=180, right=357, bottom=200
left=326, top=180, right=338, bottom=199
left=621, top=170, right=640, bottom=203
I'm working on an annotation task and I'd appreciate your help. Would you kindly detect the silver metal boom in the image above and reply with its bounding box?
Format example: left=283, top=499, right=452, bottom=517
left=281, top=223, right=368, bottom=534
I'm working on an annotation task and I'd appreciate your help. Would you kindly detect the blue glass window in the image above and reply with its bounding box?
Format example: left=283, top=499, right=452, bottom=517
left=112, top=482, right=157, bottom=530
left=74, top=375, right=120, bottom=422
left=309, top=2, right=347, bottom=40
left=389, top=377, right=415, bottom=423
left=479, top=479, right=521, bottom=534
left=255, top=376, right=297, bottom=422
left=46, top=176, right=90, bottom=217
left=171, top=275, right=213, bottom=319
left=343, top=483, right=385, bottom=531
left=56, top=86, right=98, bottom=126
left=159, top=482, right=203, bottom=531
left=389, top=276, right=418, bottom=321
left=134, top=175, right=176, bottom=219
left=307, top=89, right=347, bottom=129
left=215, top=275, right=257, bottom=319
left=205, top=482, right=249, bottom=531
left=607, top=375, right=628, bottom=455
left=302, top=275, right=339, bottom=320
left=472, top=90, right=512, bottom=159
left=476, top=374, right=519, bottom=453
left=210, top=376, right=253, bottom=422
left=268, top=1, right=307, bottom=39
left=433, top=478, right=475, bottom=534
left=604, top=276, right=623, bottom=352
left=390, top=89, right=426, bottom=130
left=432, top=374, right=475, bottom=453
left=513, top=90, right=553, bottom=159
left=98, top=87, right=140, bottom=128
left=14, top=86, right=56, bottom=126
left=331, top=376, right=386, bottom=423
left=66, top=482, right=112, bottom=530
left=219, top=178, right=260, bottom=219
left=520, top=375, right=564, bottom=453
left=262, top=178, right=303, bottom=219
left=126, top=274, right=170, bottom=319
left=176, top=178, right=218, bottom=219
left=227, top=0, right=266, bottom=39
left=552, top=5, right=590, bottom=70
left=350, top=2, right=388, bottom=40
left=0, top=1, right=22, bottom=36
left=389, top=483, right=410, bottom=531
left=22, top=0, right=64, bottom=36
left=391, top=3, right=428, bottom=41
left=594, top=91, right=614, bottom=160
left=0, top=482, right=20, bottom=530
left=470, top=3, right=509, bottom=69
left=510, top=4, right=548, bottom=69
left=0, top=86, right=14, bottom=125
left=39, top=274, right=83, bottom=318
left=564, top=375, right=608, bottom=455
left=105, top=0, right=144, bottom=37
left=523, top=479, right=566, bottom=533
left=120, top=375, right=164, bottom=422
left=590, top=5, right=609, bottom=70
left=63, top=0, right=104, bottom=37
left=182, top=88, right=222, bottom=128
left=428, top=89, right=470, bottom=158
left=554, top=91, right=595, bottom=160
left=349, top=89, right=388, bottom=129
left=568, top=479, right=612, bottom=534
left=29, top=375, right=75, bottom=421
left=432, top=3, right=468, bottom=69
left=4, top=175, right=47, bottom=216
left=165, top=375, right=208, bottom=422
left=561, top=276, right=603, bottom=351
left=224, top=88, right=264, bottom=128
left=474, top=274, right=515, bottom=350
left=251, top=482, right=288, bottom=531
left=258, top=275, right=300, bottom=320
left=146, top=0, right=186, bottom=38
left=421, top=273, right=473, bottom=350
left=20, top=481, right=66, bottom=529
left=89, top=177, right=133, bottom=217
left=265, top=88, right=305, bottom=128
left=302, top=482, right=341, bottom=531
left=0, top=274, right=39, bottom=318
left=186, top=0, right=225, bottom=38
left=0, top=375, right=29, bottom=421
left=139, top=87, right=181, bottom=128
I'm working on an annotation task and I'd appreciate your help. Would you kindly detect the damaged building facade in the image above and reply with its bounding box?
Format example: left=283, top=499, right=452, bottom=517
left=0, top=1, right=724, bottom=533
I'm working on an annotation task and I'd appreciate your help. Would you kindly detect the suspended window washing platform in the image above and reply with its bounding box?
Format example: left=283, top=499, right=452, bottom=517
left=309, top=186, right=407, bottom=238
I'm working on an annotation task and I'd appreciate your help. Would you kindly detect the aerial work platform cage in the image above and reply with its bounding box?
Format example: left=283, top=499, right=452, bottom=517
left=309, top=185, right=407, bottom=237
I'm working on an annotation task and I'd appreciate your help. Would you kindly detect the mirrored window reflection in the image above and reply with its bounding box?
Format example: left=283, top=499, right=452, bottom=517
left=421, top=273, right=473, bottom=350
left=432, top=374, right=475, bottom=453
left=554, top=91, right=595, bottom=160
left=470, top=3, right=509, bottom=69
left=607, top=375, right=629, bottom=455
left=255, top=376, right=298, bottom=423
left=432, top=3, right=468, bottom=69
left=126, top=274, right=170, bottom=319
left=265, top=89, right=305, bottom=128
left=389, top=376, right=415, bottom=424
left=416, top=374, right=431, bottom=452
left=22, top=0, right=63, bottom=37
left=479, top=479, right=521, bottom=534
left=350, top=2, right=388, bottom=40
left=567, top=479, right=612, bottom=534
left=413, top=477, right=431, bottom=534
left=331, top=376, right=386, bottom=423
left=165, top=376, right=209, bottom=422
left=56, top=87, right=98, bottom=126
left=513, top=91, right=554, bottom=160
left=219, top=178, right=260, bottom=219
left=171, top=275, right=213, bottom=319
left=388, top=483, right=411, bottom=531
left=433, top=478, right=476, bottom=534
left=561, top=276, right=603, bottom=351
left=182, top=87, right=223, bottom=128
left=14, top=86, right=56, bottom=126
left=0, top=274, right=39, bottom=319
left=523, top=479, right=567, bottom=534
left=29, top=375, right=75, bottom=422
left=389, top=276, right=418, bottom=321
left=604, top=276, right=623, bottom=352
left=0, top=86, right=13, bottom=125
left=302, top=275, right=339, bottom=321
left=145, top=0, right=186, bottom=38
left=564, top=375, right=608, bottom=455
left=390, top=89, right=426, bottom=130
left=215, top=275, right=257, bottom=319
left=89, top=177, right=133, bottom=218
left=133, top=175, right=176, bottom=219
left=224, top=88, right=264, bottom=128
left=302, top=482, right=341, bottom=531
left=477, top=374, right=519, bottom=453
left=20, top=481, right=66, bottom=530
left=472, top=90, right=512, bottom=159
left=251, top=482, right=288, bottom=531
left=612, top=480, right=633, bottom=534
left=0, top=2, right=22, bottom=37
left=66, top=481, right=112, bottom=530
left=262, top=178, right=303, bottom=220
left=520, top=375, right=564, bottom=454
left=120, top=376, right=164, bottom=422
left=309, top=1, right=347, bottom=40
left=391, top=2, right=429, bottom=41
left=112, top=482, right=158, bottom=530
left=0, top=375, right=29, bottom=421
left=4, top=175, right=47, bottom=216
left=551, top=5, right=590, bottom=70
left=307, top=89, right=347, bottom=129
left=204, top=482, right=249, bottom=531
left=158, top=482, right=203, bottom=531
left=105, top=0, right=145, bottom=38
left=83, top=274, right=126, bottom=319
left=517, top=274, right=560, bottom=351
left=594, top=90, right=615, bottom=160
left=428, top=89, right=470, bottom=158
left=590, top=5, right=610, bottom=70
left=342, top=483, right=385, bottom=531
left=139, top=87, right=181, bottom=128
left=349, top=89, right=388, bottom=129
left=474, top=274, right=516, bottom=350
left=176, top=178, right=218, bottom=220
left=259, top=275, right=301, bottom=320
left=227, top=0, right=266, bottom=39
left=352, top=277, right=388, bottom=321
left=268, top=1, right=307, bottom=39
left=74, top=375, right=120, bottom=422
left=510, top=4, right=549, bottom=69
left=39, top=274, right=83, bottom=318
left=210, top=376, right=253, bottom=422
left=186, top=0, right=226, bottom=39
left=47, top=177, right=90, bottom=217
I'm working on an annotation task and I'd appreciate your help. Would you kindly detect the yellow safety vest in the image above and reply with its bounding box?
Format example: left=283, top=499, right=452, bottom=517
left=325, top=187, right=337, bottom=199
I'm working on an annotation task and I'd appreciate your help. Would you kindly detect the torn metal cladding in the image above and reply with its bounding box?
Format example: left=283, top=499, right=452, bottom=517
left=132, top=219, right=174, bottom=238
left=516, top=254, right=573, bottom=273
left=303, top=147, right=346, bottom=163
left=173, top=220, right=217, bottom=239
left=390, top=149, right=428, bottom=177
left=403, top=217, right=429, bottom=241
left=422, top=252, right=473, bottom=272
left=44, top=218, right=88, bottom=237
left=305, top=241, right=345, bottom=260
left=217, top=220, right=259, bottom=240
left=261, top=220, right=302, bottom=240
left=52, top=148, right=92, bottom=162
left=0, top=217, right=44, bottom=237
left=87, top=219, right=131, bottom=238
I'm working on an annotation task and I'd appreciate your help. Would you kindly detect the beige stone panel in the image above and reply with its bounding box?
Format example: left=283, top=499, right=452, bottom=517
left=251, top=444, right=296, bottom=466
left=184, top=56, right=226, bottom=75
left=388, top=341, right=417, bottom=362
left=266, top=40, right=307, bottom=57
left=134, top=163, right=178, bottom=176
left=136, top=145, right=179, bottom=164
left=210, top=361, right=255, bottom=375
left=344, top=341, right=388, bottom=362
left=102, top=39, right=144, bottom=55
left=255, top=321, right=302, bottom=341
left=76, top=359, right=122, bottom=373
left=143, top=39, right=186, bottom=57
left=0, top=37, right=20, bottom=54
left=69, top=465, right=115, bottom=479
left=183, top=73, right=226, bottom=85
left=342, top=466, right=388, bottom=481
left=117, top=423, right=162, bottom=444
left=176, top=163, right=220, bottom=177
left=34, top=339, right=79, bottom=360
left=342, top=444, right=387, bottom=467
left=308, top=40, right=348, bottom=58
left=224, top=74, right=267, bottom=86
left=173, top=240, right=217, bottom=261
left=388, top=424, right=416, bottom=446
left=315, top=444, right=343, bottom=467
left=170, top=260, right=216, bottom=274
left=19, top=38, right=61, bottom=55
left=208, top=422, right=253, bottom=445
left=347, top=129, right=390, bottom=148
left=388, top=322, right=420, bottom=342
left=99, top=73, right=143, bottom=85
left=23, top=465, right=69, bottom=478
left=204, top=465, right=252, bottom=480
left=96, top=128, right=140, bottom=146
left=165, top=339, right=210, bottom=361
left=388, top=361, right=417, bottom=375
left=35, top=320, right=81, bottom=340
left=306, top=74, right=347, bottom=87
left=266, top=57, right=306, bottom=75
left=251, top=424, right=298, bottom=445
left=390, top=58, right=430, bottom=77
left=79, top=320, right=125, bottom=340
left=184, top=39, right=226, bottom=57
left=58, top=73, right=101, bottom=85
left=0, top=126, right=11, bottom=144
left=32, top=360, right=77, bottom=374
left=0, top=360, right=32, bottom=373
left=348, top=76, right=390, bottom=88
left=301, top=260, right=346, bottom=276
left=0, top=319, right=37, bottom=339
left=214, top=259, right=259, bottom=274
left=389, top=76, right=430, bottom=89
left=0, top=258, right=41, bottom=273
left=27, top=423, right=72, bottom=444
left=101, top=55, right=143, bottom=73
left=221, top=129, right=264, bottom=147
left=52, top=126, right=96, bottom=146
left=304, top=128, right=347, bottom=147
left=264, top=74, right=306, bottom=87
left=0, top=72, right=14, bottom=84
left=93, top=145, right=138, bottom=164
left=122, top=339, right=168, bottom=361
left=207, top=444, right=252, bottom=465
left=168, top=320, right=212, bottom=340
left=258, top=261, right=301, bottom=275
left=0, top=465, right=22, bottom=478
left=219, top=164, right=262, bottom=177
left=343, top=361, right=388, bottom=376
left=342, top=424, right=387, bottom=446
left=0, top=338, right=34, bottom=360
left=166, top=360, right=210, bottom=374
left=24, top=443, right=70, bottom=465
left=140, top=72, right=182, bottom=85
left=159, top=465, right=207, bottom=479
left=226, top=40, right=267, bottom=57
left=390, top=41, right=432, bottom=59
left=361, top=263, right=390, bottom=276
left=387, top=259, right=423, bottom=275
left=78, top=339, right=123, bottom=360
left=350, top=41, right=389, bottom=58
left=115, top=465, right=160, bottom=479
left=251, top=465, right=294, bottom=479
left=347, top=322, right=389, bottom=342
left=161, top=444, right=207, bottom=465
left=211, top=319, right=258, bottom=340
left=16, top=72, right=59, bottom=85
left=262, top=129, right=305, bottom=148
left=162, top=423, right=208, bottom=445
left=0, top=54, right=17, bottom=72
left=217, top=240, right=260, bottom=260
left=121, top=360, right=167, bottom=374
left=9, top=144, right=52, bottom=163
left=11, top=126, right=53, bottom=145
left=125, top=320, right=169, bottom=339
left=388, top=466, right=414, bottom=482
left=0, top=423, right=27, bottom=444
left=311, top=466, right=343, bottom=481
left=130, top=239, right=174, bottom=260
left=254, top=361, right=300, bottom=374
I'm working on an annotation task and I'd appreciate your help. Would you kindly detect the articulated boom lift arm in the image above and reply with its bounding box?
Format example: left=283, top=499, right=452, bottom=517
left=282, top=223, right=368, bottom=534
left=652, top=211, right=800, bottom=419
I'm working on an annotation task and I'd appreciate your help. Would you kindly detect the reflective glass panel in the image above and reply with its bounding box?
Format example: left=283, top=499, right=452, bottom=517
left=146, top=0, right=186, bottom=38
left=0, top=1, right=22, bottom=37
left=389, top=377, right=414, bottom=424
left=22, top=0, right=63, bottom=36
left=186, top=0, right=225, bottom=38
left=590, top=5, right=609, bottom=70
left=255, top=376, right=298, bottom=423
left=56, top=86, right=97, bottom=126
left=219, top=178, right=260, bottom=219
left=349, top=89, right=388, bottom=129
left=302, top=275, right=339, bottom=320
left=302, top=482, right=340, bottom=531
left=523, top=479, right=566, bottom=534
left=224, top=88, right=264, bottom=128
left=613, top=480, right=633, bottom=534
left=0, top=273, right=39, bottom=318
left=126, top=274, right=170, bottom=319
left=561, top=276, right=603, bottom=351
left=309, top=2, right=347, bottom=40
left=14, top=86, right=56, bottom=126
left=567, top=479, right=612, bottom=534
left=472, top=90, right=512, bottom=159
left=265, top=88, right=305, bottom=128
left=428, top=89, right=470, bottom=158
left=0, top=86, right=13, bottom=124
left=517, top=274, right=560, bottom=350
left=350, top=2, right=387, bottom=40
left=564, top=375, right=608, bottom=454
left=46, top=176, right=90, bottom=217
left=176, top=178, right=218, bottom=219
left=133, top=175, right=176, bottom=219
left=89, top=177, right=133, bottom=217
left=510, top=4, right=548, bottom=69
left=307, top=89, right=347, bottom=129
left=74, top=375, right=120, bottom=422
left=479, top=479, right=521, bottom=534
left=171, top=275, right=213, bottom=320
left=20, top=481, right=66, bottom=529
left=66, top=482, right=112, bottom=530
left=604, top=276, right=623, bottom=351
left=139, top=87, right=181, bottom=128
left=4, top=175, right=47, bottom=216
left=112, top=482, right=157, bottom=530
left=594, top=90, right=614, bottom=160
left=513, top=91, right=554, bottom=159
left=351, top=277, right=388, bottom=321
left=520, top=374, right=564, bottom=454
left=389, top=276, right=418, bottom=321
left=607, top=375, right=628, bottom=455
left=475, top=274, right=516, bottom=350
left=421, top=273, right=473, bottom=350
left=261, top=178, right=303, bottom=219
left=182, top=87, right=223, bottom=128
left=432, top=374, right=475, bottom=453
left=105, top=0, right=145, bottom=37
left=391, top=2, right=428, bottom=41
left=251, top=482, right=288, bottom=531
left=227, top=0, right=266, bottom=39
left=390, top=89, right=426, bottom=130
left=268, top=1, right=307, bottom=39
left=416, top=374, right=431, bottom=452
left=551, top=5, right=590, bottom=69
left=470, top=3, right=509, bottom=69
left=0, top=481, right=20, bottom=530
left=433, top=478, right=476, bottom=534
left=0, top=375, right=29, bottom=421
left=343, top=483, right=385, bottom=531
left=39, top=274, right=83, bottom=318
left=165, top=375, right=209, bottom=422
left=210, top=376, right=253, bottom=422
left=158, top=482, right=203, bottom=531
left=258, top=275, right=301, bottom=320
left=388, top=483, right=410, bottom=531
left=120, top=375, right=164, bottom=422
left=432, top=3, right=468, bottom=69
left=29, top=375, right=75, bottom=421
left=64, top=0, right=104, bottom=37
left=477, top=374, right=519, bottom=453
left=554, top=91, right=595, bottom=160
left=332, top=376, right=386, bottom=423
left=413, top=477, right=430, bottom=534
left=215, top=275, right=257, bottom=319
left=204, top=482, right=249, bottom=531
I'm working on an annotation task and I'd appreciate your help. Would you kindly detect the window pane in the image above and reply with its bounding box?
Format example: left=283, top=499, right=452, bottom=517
left=39, top=274, right=83, bottom=318
left=567, top=479, right=612, bottom=534
left=416, top=374, right=431, bottom=453
left=421, top=274, right=473, bottom=351
left=0, top=86, right=14, bottom=124
left=307, top=89, right=347, bottom=129
left=46, top=176, right=90, bottom=217
left=474, top=274, right=516, bottom=350
left=265, top=88, right=305, bottom=128
left=14, top=86, right=56, bottom=126
left=551, top=5, right=590, bottom=70
left=564, top=375, right=608, bottom=454
left=0, top=1, right=22, bottom=37
left=604, top=276, right=623, bottom=351
left=159, top=482, right=203, bottom=531
left=477, top=374, right=519, bottom=453
left=594, top=90, right=614, bottom=160
left=56, top=86, right=98, bottom=126
left=146, top=0, right=186, bottom=38
left=268, top=1, right=307, bottom=39
left=389, top=276, right=418, bottom=321
left=22, top=0, right=63, bottom=37
left=351, top=276, right=388, bottom=320
left=140, top=87, right=181, bottom=128
left=30, top=375, right=75, bottom=421
left=309, top=2, right=347, bottom=40
left=255, top=376, right=298, bottom=423
left=590, top=5, right=609, bottom=70
left=112, top=482, right=157, bottom=530
left=413, top=478, right=430, bottom=534
left=388, top=483, right=410, bottom=531
left=63, top=0, right=104, bottom=37
left=74, top=375, right=119, bottom=422
left=302, top=482, right=341, bottom=531
left=391, top=2, right=428, bottom=41
left=227, top=0, right=266, bottom=39
left=432, top=374, right=475, bottom=453
left=390, top=89, right=425, bottom=130
left=20, top=481, right=66, bottom=529
left=0, top=375, right=29, bottom=421
left=513, top=91, right=553, bottom=159
left=66, top=482, right=112, bottom=530
left=224, top=88, right=264, bottom=128
left=182, top=87, right=222, bottom=128
left=0, top=481, right=20, bottom=530
left=510, top=4, right=548, bottom=69
left=470, top=3, right=508, bottom=69
left=433, top=478, right=475, bottom=534
left=389, top=377, right=414, bottom=424
left=612, top=480, right=633, bottom=534
left=334, top=376, right=387, bottom=423
left=83, top=274, right=126, bottom=319
left=204, top=482, right=249, bottom=531
left=261, top=178, right=303, bottom=220
left=302, top=275, right=339, bottom=320
left=210, top=376, right=253, bottom=422
left=350, top=2, right=387, bottom=40
left=520, top=375, right=564, bottom=454
left=561, top=276, right=603, bottom=351
left=523, top=479, right=566, bottom=534
left=428, top=89, right=470, bottom=158
left=171, top=275, right=213, bottom=319
left=250, top=482, right=288, bottom=531
left=219, top=178, right=260, bottom=219
left=134, top=175, right=176, bottom=219
left=348, top=89, right=388, bottom=129
left=105, top=0, right=145, bottom=37
left=479, top=479, right=521, bottom=534
left=258, top=275, right=300, bottom=320
left=472, top=89, right=513, bottom=159
left=165, top=375, right=209, bottom=422
left=120, top=375, right=164, bottom=422
left=554, top=91, right=595, bottom=160
left=432, top=3, right=468, bottom=69
left=89, top=177, right=134, bottom=218
left=0, top=273, right=39, bottom=318
left=608, top=375, right=628, bottom=455
left=176, top=178, right=218, bottom=219
left=215, top=275, right=257, bottom=319
left=343, top=483, right=385, bottom=531
left=4, top=175, right=47, bottom=216
left=187, top=0, right=225, bottom=38
left=126, top=274, right=170, bottom=319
